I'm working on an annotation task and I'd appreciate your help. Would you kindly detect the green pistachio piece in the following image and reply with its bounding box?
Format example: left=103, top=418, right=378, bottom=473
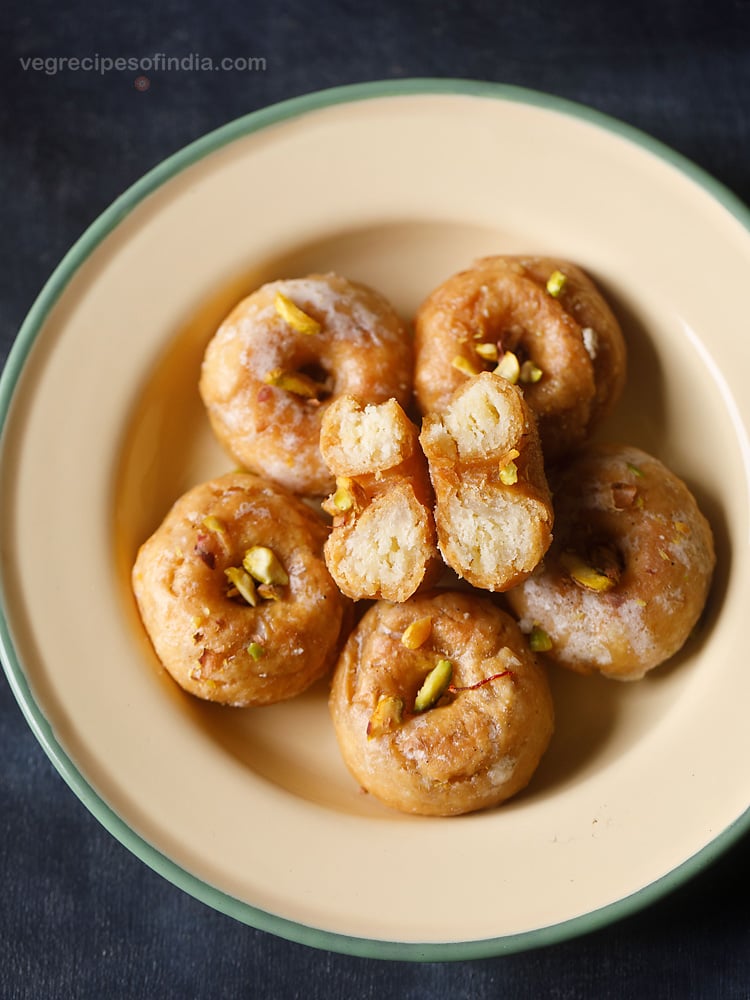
left=224, top=566, right=258, bottom=606
left=201, top=515, right=227, bottom=534
left=274, top=291, right=321, bottom=335
left=519, top=360, right=543, bottom=383
left=263, top=368, right=320, bottom=398
left=499, top=460, right=518, bottom=485
left=414, top=658, right=453, bottom=713
left=474, top=342, right=499, bottom=361
left=546, top=270, right=567, bottom=296
left=243, top=546, right=289, bottom=586
left=560, top=552, right=615, bottom=593
left=401, top=616, right=433, bottom=650
left=494, top=351, right=520, bottom=384
left=529, top=625, right=553, bottom=652
left=367, top=695, right=405, bottom=738
left=451, top=355, right=480, bottom=376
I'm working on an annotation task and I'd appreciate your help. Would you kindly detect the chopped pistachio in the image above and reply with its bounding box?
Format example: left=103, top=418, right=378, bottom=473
left=247, top=642, right=265, bottom=660
left=201, top=515, right=227, bottom=535
left=263, top=368, right=320, bottom=398
left=414, top=658, right=453, bottom=713
left=561, top=552, right=615, bottom=593
left=367, top=695, right=404, bottom=739
left=322, top=477, right=366, bottom=519
left=474, top=342, right=499, bottom=362
left=332, top=480, right=355, bottom=511
left=243, top=546, right=289, bottom=586
left=546, top=270, right=567, bottom=297
left=499, top=460, right=518, bottom=485
left=498, top=448, right=520, bottom=484
left=332, top=476, right=365, bottom=513
left=401, top=616, right=433, bottom=650
left=529, top=625, right=553, bottom=652
left=274, top=291, right=321, bottom=335
left=626, top=462, right=644, bottom=478
left=673, top=520, right=689, bottom=535
left=494, top=350, right=521, bottom=384
left=451, top=355, right=480, bottom=376
left=519, top=360, right=543, bottom=384
left=224, top=566, right=258, bottom=606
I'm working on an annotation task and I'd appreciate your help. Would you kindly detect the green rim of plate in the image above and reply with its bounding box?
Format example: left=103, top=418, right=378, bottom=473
left=2, top=78, right=750, bottom=962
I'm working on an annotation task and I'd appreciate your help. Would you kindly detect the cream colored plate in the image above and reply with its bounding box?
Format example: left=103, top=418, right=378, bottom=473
left=1, top=81, right=749, bottom=960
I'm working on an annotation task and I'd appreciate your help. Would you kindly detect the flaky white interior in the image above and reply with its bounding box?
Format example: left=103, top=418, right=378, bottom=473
left=322, top=396, right=413, bottom=475
left=439, top=491, right=548, bottom=587
left=442, top=375, right=524, bottom=460
left=336, top=492, right=426, bottom=596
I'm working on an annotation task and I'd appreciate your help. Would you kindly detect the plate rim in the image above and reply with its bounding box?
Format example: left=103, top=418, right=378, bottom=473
left=2, top=76, right=750, bottom=961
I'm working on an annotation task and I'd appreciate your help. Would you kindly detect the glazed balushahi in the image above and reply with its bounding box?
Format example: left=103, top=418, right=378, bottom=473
left=200, top=274, right=413, bottom=496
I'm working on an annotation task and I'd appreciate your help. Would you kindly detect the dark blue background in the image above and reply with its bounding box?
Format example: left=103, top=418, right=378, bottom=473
left=2, top=1, right=750, bottom=997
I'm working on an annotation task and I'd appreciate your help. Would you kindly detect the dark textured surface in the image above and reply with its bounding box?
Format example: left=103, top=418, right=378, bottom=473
left=2, top=1, right=750, bottom=997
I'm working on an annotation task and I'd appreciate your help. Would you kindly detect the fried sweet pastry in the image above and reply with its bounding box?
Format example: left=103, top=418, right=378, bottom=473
left=320, top=395, right=440, bottom=602
left=419, top=371, right=553, bottom=592
left=199, top=274, right=413, bottom=497
left=505, top=444, right=716, bottom=681
left=132, top=472, right=349, bottom=706
left=329, top=591, right=555, bottom=816
left=414, top=255, right=627, bottom=461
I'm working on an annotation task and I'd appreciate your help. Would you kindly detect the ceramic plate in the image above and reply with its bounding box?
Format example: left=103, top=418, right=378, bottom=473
left=1, top=80, right=749, bottom=960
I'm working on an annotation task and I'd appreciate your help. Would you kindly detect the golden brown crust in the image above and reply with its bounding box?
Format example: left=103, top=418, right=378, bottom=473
left=329, top=591, right=555, bottom=816
left=320, top=396, right=441, bottom=602
left=419, top=372, right=553, bottom=592
left=132, top=472, right=350, bottom=705
left=505, top=444, right=716, bottom=680
left=199, top=274, right=413, bottom=497
left=414, top=255, right=627, bottom=460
